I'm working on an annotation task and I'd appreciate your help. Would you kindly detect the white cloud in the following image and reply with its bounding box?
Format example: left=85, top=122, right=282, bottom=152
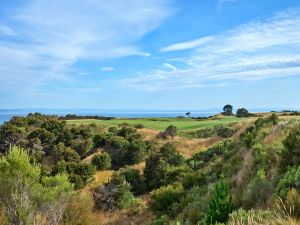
left=160, top=36, right=214, bottom=52
left=101, top=67, right=115, bottom=72
left=118, top=9, right=300, bottom=91
left=163, top=63, right=177, bottom=71
left=0, top=0, right=173, bottom=90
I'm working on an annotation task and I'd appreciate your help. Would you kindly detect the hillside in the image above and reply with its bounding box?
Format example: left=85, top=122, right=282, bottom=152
left=1, top=113, right=300, bottom=225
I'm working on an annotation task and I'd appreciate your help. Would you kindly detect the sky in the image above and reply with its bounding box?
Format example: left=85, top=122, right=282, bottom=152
left=0, top=0, right=300, bottom=110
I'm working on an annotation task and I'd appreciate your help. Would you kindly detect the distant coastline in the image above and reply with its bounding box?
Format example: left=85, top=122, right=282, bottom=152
left=0, top=108, right=298, bottom=125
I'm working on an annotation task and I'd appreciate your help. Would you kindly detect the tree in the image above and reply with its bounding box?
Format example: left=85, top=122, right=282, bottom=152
left=186, top=112, right=191, bottom=118
left=0, top=146, right=41, bottom=225
left=222, top=104, right=233, bottom=116
left=205, top=179, right=234, bottom=225
left=91, top=153, right=111, bottom=170
left=236, top=108, right=250, bottom=117
left=0, top=146, right=73, bottom=225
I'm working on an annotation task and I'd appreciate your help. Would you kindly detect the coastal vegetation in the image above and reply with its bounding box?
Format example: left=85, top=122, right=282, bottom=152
left=1, top=109, right=300, bottom=224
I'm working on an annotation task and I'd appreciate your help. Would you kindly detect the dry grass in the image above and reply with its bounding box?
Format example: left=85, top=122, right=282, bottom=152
left=138, top=127, right=221, bottom=157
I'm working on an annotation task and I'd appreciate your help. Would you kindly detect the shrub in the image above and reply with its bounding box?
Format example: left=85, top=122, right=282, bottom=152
left=150, top=183, right=184, bottom=217
left=242, top=169, right=272, bottom=209
left=236, top=108, right=251, bottom=117
left=93, top=133, right=108, bottom=147
left=119, top=167, right=146, bottom=195
left=205, top=179, right=234, bottom=225
left=134, top=124, right=145, bottom=129
left=93, top=173, right=136, bottom=211
left=281, top=125, right=300, bottom=169
left=91, top=153, right=111, bottom=170
left=106, top=136, right=129, bottom=168
left=164, top=125, right=177, bottom=138
left=160, top=142, right=185, bottom=166
left=277, top=166, right=300, bottom=198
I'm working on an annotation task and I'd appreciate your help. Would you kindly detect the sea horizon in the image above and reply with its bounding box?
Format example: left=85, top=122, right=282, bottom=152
left=1, top=107, right=299, bottom=125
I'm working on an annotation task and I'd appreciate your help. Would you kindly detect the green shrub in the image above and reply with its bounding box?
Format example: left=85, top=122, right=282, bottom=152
left=93, top=133, right=108, bottom=147
left=119, top=167, right=146, bottom=195
left=277, top=166, right=300, bottom=198
left=205, top=179, right=234, bottom=225
left=164, top=125, right=177, bottom=138
left=134, top=124, right=145, bottom=129
left=91, top=153, right=111, bottom=170
left=150, top=183, right=184, bottom=217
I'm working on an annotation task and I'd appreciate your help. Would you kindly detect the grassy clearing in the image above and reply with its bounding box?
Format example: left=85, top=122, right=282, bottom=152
left=66, top=116, right=250, bottom=131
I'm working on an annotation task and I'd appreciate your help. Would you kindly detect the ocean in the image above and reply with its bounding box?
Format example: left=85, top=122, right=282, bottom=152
left=0, top=109, right=218, bottom=125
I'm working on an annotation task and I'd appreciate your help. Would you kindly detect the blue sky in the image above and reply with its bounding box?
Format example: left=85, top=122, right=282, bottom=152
left=0, top=0, right=300, bottom=110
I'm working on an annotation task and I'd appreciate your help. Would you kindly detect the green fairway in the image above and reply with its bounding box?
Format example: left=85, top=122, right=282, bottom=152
left=66, top=116, right=251, bottom=131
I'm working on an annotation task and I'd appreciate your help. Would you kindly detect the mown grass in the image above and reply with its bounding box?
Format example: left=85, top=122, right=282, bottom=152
left=66, top=116, right=251, bottom=131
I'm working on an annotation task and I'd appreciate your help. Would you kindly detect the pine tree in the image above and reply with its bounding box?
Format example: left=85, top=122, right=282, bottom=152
left=205, top=179, right=234, bottom=225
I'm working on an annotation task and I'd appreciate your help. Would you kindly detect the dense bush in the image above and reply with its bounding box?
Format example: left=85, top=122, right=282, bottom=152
left=119, top=167, right=146, bottom=195
left=150, top=183, right=184, bottom=217
left=144, top=143, right=185, bottom=190
left=91, top=153, right=111, bottom=170
left=236, top=108, right=251, bottom=117
left=281, top=125, right=300, bottom=169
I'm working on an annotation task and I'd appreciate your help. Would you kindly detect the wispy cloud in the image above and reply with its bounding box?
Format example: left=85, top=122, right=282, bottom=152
left=0, top=25, right=17, bottom=36
left=163, top=63, right=177, bottom=71
left=101, top=67, right=115, bottom=72
left=119, top=9, right=300, bottom=91
left=0, top=0, right=173, bottom=90
left=160, top=36, right=214, bottom=52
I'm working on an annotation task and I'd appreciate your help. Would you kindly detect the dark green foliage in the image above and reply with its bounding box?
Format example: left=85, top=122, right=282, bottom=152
left=160, top=142, right=185, bottom=166
left=53, top=142, right=80, bottom=162
left=184, top=125, right=236, bottom=139
left=0, top=123, right=26, bottom=151
left=215, top=125, right=236, bottom=138
left=223, top=104, right=233, bottom=116
left=105, top=136, right=129, bottom=168
left=205, top=179, right=234, bottom=225
left=134, top=123, right=145, bottom=129
left=144, top=143, right=185, bottom=190
left=281, top=125, right=300, bottom=169
left=69, top=138, right=93, bottom=156
left=93, top=133, right=108, bottom=147
left=119, top=167, right=146, bottom=195
left=127, top=138, right=147, bottom=164
left=236, top=108, right=251, bottom=117
left=91, top=153, right=111, bottom=170
left=182, top=170, right=207, bottom=190
left=105, top=130, right=147, bottom=168
left=150, top=183, right=184, bottom=217
left=53, top=161, right=95, bottom=189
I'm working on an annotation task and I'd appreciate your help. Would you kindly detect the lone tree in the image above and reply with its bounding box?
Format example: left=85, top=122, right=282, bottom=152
left=186, top=112, right=191, bottom=118
left=236, top=108, right=250, bottom=117
left=222, top=104, right=233, bottom=116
